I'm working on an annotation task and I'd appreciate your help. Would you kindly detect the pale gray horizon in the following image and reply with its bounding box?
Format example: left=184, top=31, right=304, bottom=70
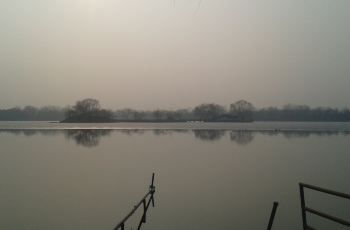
left=1, top=0, right=349, bottom=109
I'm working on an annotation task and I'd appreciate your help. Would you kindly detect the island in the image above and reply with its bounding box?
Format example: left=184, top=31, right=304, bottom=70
left=61, top=99, right=114, bottom=123
left=60, top=98, right=255, bottom=123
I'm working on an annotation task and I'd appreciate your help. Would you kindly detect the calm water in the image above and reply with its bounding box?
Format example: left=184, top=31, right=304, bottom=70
left=0, top=122, right=349, bottom=230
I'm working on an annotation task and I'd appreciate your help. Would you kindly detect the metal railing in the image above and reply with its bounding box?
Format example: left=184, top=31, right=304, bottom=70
left=267, top=202, right=279, bottom=230
left=114, top=173, right=156, bottom=230
left=299, top=183, right=350, bottom=230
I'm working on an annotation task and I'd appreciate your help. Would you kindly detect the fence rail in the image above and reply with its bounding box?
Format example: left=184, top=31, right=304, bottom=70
left=299, top=182, right=350, bottom=230
left=113, top=178, right=349, bottom=230
left=114, top=173, right=156, bottom=230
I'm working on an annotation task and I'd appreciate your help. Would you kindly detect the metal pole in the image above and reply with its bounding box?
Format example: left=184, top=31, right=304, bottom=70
left=114, top=173, right=156, bottom=230
left=137, top=195, right=153, bottom=230
left=267, top=202, right=279, bottom=230
left=151, top=173, right=155, bottom=187
left=299, top=184, right=307, bottom=230
left=142, top=199, right=147, bottom=223
left=150, top=173, right=155, bottom=207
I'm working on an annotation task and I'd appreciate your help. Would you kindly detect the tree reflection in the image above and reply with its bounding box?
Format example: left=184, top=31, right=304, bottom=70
left=259, top=130, right=280, bottom=137
left=1, top=129, right=349, bottom=148
left=229, top=131, right=254, bottom=145
left=22, top=129, right=38, bottom=136
left=193, top=130, right=226, bottom=141
left=153, top=129, right=173, bottom=136
left=281, top=130, right=349, bottom=139
left=282, top=131, right=312, bottom=139
left=65, top=129, right=112, bottom=147
left=120, top=129, right=146, bottom=136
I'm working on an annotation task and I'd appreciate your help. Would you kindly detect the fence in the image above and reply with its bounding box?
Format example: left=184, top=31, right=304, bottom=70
left=299, top=182, right=350, bottom=230
left=113, top=177, right=350, bottom=230
left=114, top=173, right=156, bottom=230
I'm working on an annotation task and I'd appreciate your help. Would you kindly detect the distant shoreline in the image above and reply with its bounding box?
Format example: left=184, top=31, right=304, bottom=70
left=60, top=119, right=253, bottom=123
left=0, top=120, right=350, bottom=123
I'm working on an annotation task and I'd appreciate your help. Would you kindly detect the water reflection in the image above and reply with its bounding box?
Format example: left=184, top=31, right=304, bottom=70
left=0, top=129, right=349, bottom=148
left=120, top=129, right=146, bottom=136
left=193, top=130, right=225, bottom=141
left=229, top=131, right=255, bottom=145
left=65, top=130, right=112, bottom=147
left=153, top=129, right=175, bottom=136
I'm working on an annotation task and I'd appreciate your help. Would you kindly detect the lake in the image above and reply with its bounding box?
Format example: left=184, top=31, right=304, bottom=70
left=0, top=122, right=349, bottom=230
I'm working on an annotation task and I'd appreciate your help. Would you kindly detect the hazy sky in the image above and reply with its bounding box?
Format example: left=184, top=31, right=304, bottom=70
left=0, top=0, right=349, bottom=109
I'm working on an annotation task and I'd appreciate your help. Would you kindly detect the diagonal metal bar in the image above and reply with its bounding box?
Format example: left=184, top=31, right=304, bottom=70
left=267, top=202, right=279, bottom=230
left=114, top=173, right=156, bottom=230
left=300, top=183, right=350, bottom=199
left=305, top=206, right=350, bottom=227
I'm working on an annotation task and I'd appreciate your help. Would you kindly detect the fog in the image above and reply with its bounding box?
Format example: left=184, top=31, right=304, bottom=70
left=0, top=0, right=349, bottom=109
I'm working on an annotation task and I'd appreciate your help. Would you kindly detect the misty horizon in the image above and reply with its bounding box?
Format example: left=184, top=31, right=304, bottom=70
left=1, top=100, right=350, bottom=111
left=1, top=0, right=350, bottom=109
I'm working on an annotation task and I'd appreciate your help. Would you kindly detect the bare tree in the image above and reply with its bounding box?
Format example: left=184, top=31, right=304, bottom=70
left=62, top=98, right=113, bottom=122
left=73, top=98, right=101, bottom=114
left=230, top=100, right=254, bottom=122
left=193, top=103, right=226, bottom=121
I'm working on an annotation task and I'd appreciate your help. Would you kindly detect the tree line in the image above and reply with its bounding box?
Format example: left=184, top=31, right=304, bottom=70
left=60, top=99, right=255, bottom=122
left=0, top=99, right=350, bottom=122
left=0, top=106, right=64, bottom=121
left=254, top=104, right=350, bottom=122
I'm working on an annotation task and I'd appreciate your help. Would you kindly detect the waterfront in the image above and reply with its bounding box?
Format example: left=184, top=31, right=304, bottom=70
left=0, top=122, right=349, bottom=230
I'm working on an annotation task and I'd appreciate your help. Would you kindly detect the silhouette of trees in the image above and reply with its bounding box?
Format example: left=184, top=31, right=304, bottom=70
left=2, top=99, right=350, bottom=122
left=115, top=109, right=144, bottom=120
left=173, top=109, right=193, bottom=120
left=152, top=110, right=166, bottom=120
left=65, top=129, right=112, bottom=147
left=193, top=103, right=226, bottom=121
left=63, top=98, right=114, bottom=122
left=254, top=104, right=350, bottom=121
left=193, top=130, right=226, bottom=141
left=0, top=106, right=64, bottom=121
left=230, top=100, right=254, bottom=122
left=114, top=108, right=193, bottom=121
left=229, top=131, right=254, bottom=145
left=37, top=106, right=64, bottom=120
left=65, top=98, right=101, bottom=117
